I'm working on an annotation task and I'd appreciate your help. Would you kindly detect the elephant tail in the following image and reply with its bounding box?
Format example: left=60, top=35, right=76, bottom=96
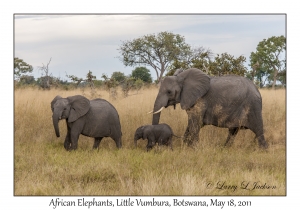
left=172, top=134, right=183, bottom=138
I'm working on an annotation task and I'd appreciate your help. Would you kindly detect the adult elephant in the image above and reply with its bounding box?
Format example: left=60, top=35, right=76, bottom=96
left=51, top=95, right=122, bottom=150
left=150, top=68, right=268, bottom=148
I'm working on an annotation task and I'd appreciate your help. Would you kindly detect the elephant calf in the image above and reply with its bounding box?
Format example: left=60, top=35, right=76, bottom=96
left=134, top=123, right=180, bottom=151
left=51, top=95, right=122, bottom=151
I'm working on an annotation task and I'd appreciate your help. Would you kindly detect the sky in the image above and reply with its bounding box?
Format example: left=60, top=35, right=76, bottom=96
left=14, top=14, right=286, bottom=81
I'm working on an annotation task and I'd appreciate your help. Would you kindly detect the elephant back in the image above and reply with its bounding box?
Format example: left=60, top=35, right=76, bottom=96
left=208, top=76, right=260, bottom=101
left=90, top=99, right=120, bottom=120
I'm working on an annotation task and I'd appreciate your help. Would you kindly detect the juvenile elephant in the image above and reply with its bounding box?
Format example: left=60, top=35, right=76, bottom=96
left=150, top=68, right=268, bottom=149
left=134, top=123, right=180, bottom=151
left=51, top=95, right=122, bottom=150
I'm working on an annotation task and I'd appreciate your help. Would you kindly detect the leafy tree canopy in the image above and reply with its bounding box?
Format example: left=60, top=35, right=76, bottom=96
left=111, top=71, right=126, bottom=82
left=167, top=47, right=213, bottom=76
left=249, top=35, right=286, bottom=88
left=209, top=53, right=247, bottom=76
left=66, top=70, right=96, bottom=87
left=118, top=31, right=191, bottom=83
left=14, top=57, right=33, bottom=79
left=167, top=52, right=247, bottom=77
left=131, top=67, right=152, bottom=83
left=19, top=75, right=35, bottom=85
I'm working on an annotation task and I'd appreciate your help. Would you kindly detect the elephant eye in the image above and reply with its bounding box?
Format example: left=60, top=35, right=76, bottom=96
left=167, top=90, right=171, bottom=94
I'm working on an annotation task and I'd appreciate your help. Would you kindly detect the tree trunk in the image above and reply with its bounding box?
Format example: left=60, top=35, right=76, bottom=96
left=272, top=66, right=278, bottom=90
left=157, top=65, right=165, bottom=84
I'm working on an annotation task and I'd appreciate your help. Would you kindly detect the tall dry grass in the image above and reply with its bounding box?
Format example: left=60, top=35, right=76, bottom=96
left=14, top=87, right=286, bottom=195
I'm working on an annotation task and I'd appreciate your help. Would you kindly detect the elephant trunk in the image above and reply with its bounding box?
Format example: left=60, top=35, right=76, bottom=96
left=134, top=138, right=138, bottom=148
left=152, top=100, right=162, bottom=125
left=152, top=112, right=161, bottom=125
left=52, top=113, right=61, bottom=137
left=152, top=93, right=168, bottom=125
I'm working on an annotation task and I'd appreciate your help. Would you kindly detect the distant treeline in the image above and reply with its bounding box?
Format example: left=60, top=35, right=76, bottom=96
left=14, top=32, right=286, bottom=90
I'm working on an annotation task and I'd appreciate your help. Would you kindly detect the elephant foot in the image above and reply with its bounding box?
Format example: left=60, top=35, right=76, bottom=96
left=258, top=140, right=269, bottom=149
left=116, top=140, right=122, bottom=149
left=257, top=134, right=268, bottom=149
left=146, top=146, right=153, bottom=152
left=64, top=142, right=71, bottom=151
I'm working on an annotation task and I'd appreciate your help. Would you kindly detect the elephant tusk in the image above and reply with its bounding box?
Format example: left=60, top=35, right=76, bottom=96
left=147, top=110, right=153, bottom=114
left=153, top=107, right=164, bottom=114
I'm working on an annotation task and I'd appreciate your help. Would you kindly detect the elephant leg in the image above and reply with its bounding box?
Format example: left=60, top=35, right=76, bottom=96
left=64, top=128, right=71, bottom=151
left=69, top=131, right=80, bottom=150
left=183, top=100, right=205, bottom=147
left=224, top=128, right=239, bottom=147
left=93, top=137, right=103, bottom=149
left=146, top=135, right=156, bottom=152
left=113, top=136, right=122, bottom=149
left=110, top=128, right=122, bottom=149
left=184, top=110, right=202, bottom=147
left=254, top=129, right=268, bottom=149
left=64, top=137, right=71, bottom=151
left=64, top=123, right=71, bottom=151
left=146, top=143, right=152, bottom=152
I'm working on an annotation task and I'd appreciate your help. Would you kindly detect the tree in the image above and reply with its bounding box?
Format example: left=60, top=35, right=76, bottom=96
left=120, top=77, right=135, bottom=97
left=209, top=53, right=247, bottom=77
left=167, top=46, right=213, bottom=76
left=36, top=76, right=62, bottom=89
left=111, top=71, right=126, bottom=82
left=101, top=74, right=118, bottom=99
left=14, top=57, right=33, bottom=80
left=247, top=57, right=269, bottom=88
left=167, top=51, right=248, bottom=78
left=189, top=47, right=213, bottom=74
left=93, top=80, right=103, bottom=88
left=86, top=70, right=97, bottom=88
left=277, top=69, right=286, bottom=87
left=249, top=35, right=286, bottom=89
left=67, top=71, right=98, bottom=97
left=19, top=75, right=35, bottom=85
left=37, top=58, right=52, bottom=89
left=134, top=78, right=144, bottom=93
left=131, top=67, right=152, bottom=83
left=66, top=74, right=84, bottom=86
left=66, top=70, right=96, bottom=87
left=118, top=31, right=190, bottom=83
left=85, top=70, right=98, bottom=97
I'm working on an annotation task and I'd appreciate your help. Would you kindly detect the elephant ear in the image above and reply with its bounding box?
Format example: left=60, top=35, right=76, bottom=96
left=173, top=68, right=184, bottom=76
left=140, top=126, right=149, bottom=140
left=51, top=95, right=62, bottom=112
left=67, top=95, right=90, bottom=123
left=177, top=68, right=210, bottom=110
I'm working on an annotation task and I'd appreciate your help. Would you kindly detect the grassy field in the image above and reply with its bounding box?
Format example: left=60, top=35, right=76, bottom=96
left=14, top=87, right=286, bottom=195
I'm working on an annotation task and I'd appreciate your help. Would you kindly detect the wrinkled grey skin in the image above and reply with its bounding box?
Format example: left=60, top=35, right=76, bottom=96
left=51, top=95, right=122, bottom=151
left=134, top=123, right=179, bottom=151
left=152, top=68, right=268, bottom=149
